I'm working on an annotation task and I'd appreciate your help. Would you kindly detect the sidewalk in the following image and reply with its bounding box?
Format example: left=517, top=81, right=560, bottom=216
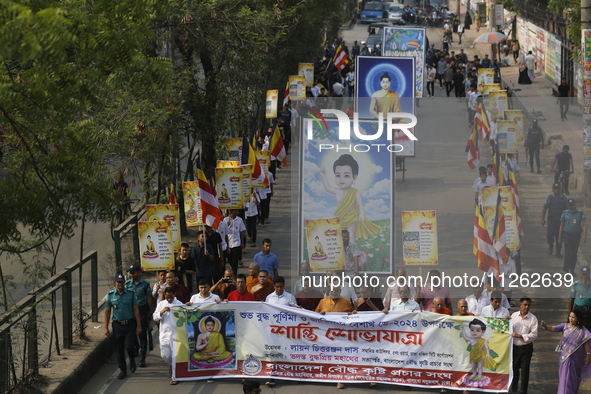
left=449, top=0, right=583, bottom=195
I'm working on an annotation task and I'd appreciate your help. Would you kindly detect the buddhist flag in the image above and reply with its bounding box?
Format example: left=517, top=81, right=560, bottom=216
left=197, top=163, right=222, bottom=229
left=474, top=205, right=499, bottom=275
left=465, top=122, right=480, bottom=169
left=507, top=163, right=523, bottom=237
left=492, top=190, right=507, bottom=263
left=169, top=179, right=177, bottom=205
left=332, top=44, right=350, bottom=71
left=474, top=102, right=490, bottom=140
left=282, top=81, right=290, bottom=107
left=493, top=142, right=505, bottom=187
left=241, top=136, right=267, bottom=187
left=270, top=123, right=288, bottom=168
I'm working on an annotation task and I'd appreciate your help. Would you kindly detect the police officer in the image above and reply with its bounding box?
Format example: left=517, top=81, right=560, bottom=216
left=125, top=264, right=153, bottom=367
left=568, top=266, right=591, bottom=333
left=559, top=199, right=588, bottom=274
left=541, top=183, right=567, bottom=257
left=104, top=274, right=141, bottom=379
left=524, top=118, right=544, bottom=174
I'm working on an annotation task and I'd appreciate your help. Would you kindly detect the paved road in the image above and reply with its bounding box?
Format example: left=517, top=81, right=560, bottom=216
left=78, top=16, right=589, bottom=394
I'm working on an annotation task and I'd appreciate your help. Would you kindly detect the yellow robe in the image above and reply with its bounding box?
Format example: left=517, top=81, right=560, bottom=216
left=193, top=332, right=231, bottom=362
left=469, top=338, right=497, bottom=370
left=335, top=189, right=381, bottom=238
left=375, top=91, right=400, bottom=117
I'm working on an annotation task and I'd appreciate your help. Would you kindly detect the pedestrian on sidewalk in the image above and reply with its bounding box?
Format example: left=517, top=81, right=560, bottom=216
left=558, top=78, right=571, bottom=120
left=444, top=63, right=454, bottom=97
left=524, top=118, right=543, bottom=173
left=474, top=11, right=480, bottom=32
left=464, top=11, right=472, bottom=30
left=426, top=63, right=436, bottom=97
left=457, top=23, right=464, bottom=44
left=552, top=144, right=574, bottom=195
left=525, top=51, right=536, bottom=81
left=437, top=56, right=447, bottom=89
left=559, top=199, right=588, bottom=274
left=125, top=264, right=153, bottom=368
left=542, top=183, right=568, bottom=257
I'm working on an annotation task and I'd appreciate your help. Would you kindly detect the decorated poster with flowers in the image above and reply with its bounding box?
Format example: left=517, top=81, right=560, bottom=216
left=401, top=210, right=438, bottom=265
left=215, top=167, right=244, bottom=210
left=182, top=181, right=203, bottom=227
left=146, top=204, right=181, bottom=253
left=138, top=220, right=175, bottom=271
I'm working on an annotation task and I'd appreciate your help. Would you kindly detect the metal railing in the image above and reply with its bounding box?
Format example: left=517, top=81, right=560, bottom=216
left=113, top=208, right=144, bottom=274
left=0, top=251, right=99, bottom=393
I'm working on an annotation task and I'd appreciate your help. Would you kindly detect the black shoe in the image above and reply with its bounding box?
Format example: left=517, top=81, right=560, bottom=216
left=556, top=251, right=563, bottom=258
left=118, top=369, right=127, bottom=379
left=139, top=358, right=146, bottom=368
left=537, top=169, right=542, bottom=174
left=548, top=246, right=553, bottom=255
left=130, top=360, right=137, bottom=373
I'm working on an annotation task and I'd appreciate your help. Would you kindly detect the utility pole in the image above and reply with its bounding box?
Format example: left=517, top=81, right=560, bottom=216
left=583, top=0, right=591, bottom=207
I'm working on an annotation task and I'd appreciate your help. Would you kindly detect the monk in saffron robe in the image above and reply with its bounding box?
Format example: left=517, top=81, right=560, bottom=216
left=193, top=317, right=232, bottom=364
left=370, top=72, right=401, bottom=119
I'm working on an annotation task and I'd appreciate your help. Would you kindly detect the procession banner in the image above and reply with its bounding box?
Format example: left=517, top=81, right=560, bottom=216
left=496, top=120, right=517, bottom=154
left=401, top=210, right=438, bottom=265
left=138, top=220, right=175, bottom=271
left=504, top=110, right=524, bottom=141
left=481, top=84, right=501, bottom=109
left=254, top=151, right=270, bottom=188
left=300, top=116, right=395, bottom=274
left=146, top=204, right=181, bottom=253
left=288, top=75, right=306, bottom=101
left=481, top=187, right=514, bottom=207
left=215, top=167, right=243, bottom=210
left=298, top=63, right=315, bottom=87
left=382, top=27, right=426, bottom=97
left=266, top=90, right=279, bottom=119
left=484, top=205, right=519, bottom=250
left=241, top=164, right=252, bottom=209
left=226, top=138, right=243, bottom=161
left=217, top=160, right=240, bottom=168
left=354, top=56, right=416, bottom=156
left=182, top=181, right=203, bottom=227
left=477, top=69, right=494, bottom=91
left=305, top=217, right=345, bottom=272
left=171, top=303, right=512, bottom=392
left=488, top=90, right=507, bottom=120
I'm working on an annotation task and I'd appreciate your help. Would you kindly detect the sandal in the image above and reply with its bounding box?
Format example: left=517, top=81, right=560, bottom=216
left=170, top=380, right=177, bottom=385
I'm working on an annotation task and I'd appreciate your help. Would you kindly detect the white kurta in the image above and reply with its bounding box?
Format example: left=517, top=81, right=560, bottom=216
left=153, top=298, right=185, bottom=365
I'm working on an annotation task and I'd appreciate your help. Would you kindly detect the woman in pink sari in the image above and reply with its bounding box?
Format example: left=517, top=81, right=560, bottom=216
left=542, top=310, right=591, bottom=393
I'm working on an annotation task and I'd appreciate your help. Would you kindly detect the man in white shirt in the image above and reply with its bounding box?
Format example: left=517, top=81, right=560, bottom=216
left=186, top=279, right=221, bottom=305
left=510, top=297, right=538, bottom=394
left=499, top=252, right=517, bottom=301
left=465, top=283, right=489, bottom=316
left=265, top=276, right=297, bottom=306
left=224, top=209, right=247, bottom=274
left=481, top=291, right=510, bottom=318
left=383, top=268, right=416, bottom=310
left=332, top=80, right=344, bottom=97
left=384, top=286, right=420, bottom=312
left=524, top=50, right=536, bottom=81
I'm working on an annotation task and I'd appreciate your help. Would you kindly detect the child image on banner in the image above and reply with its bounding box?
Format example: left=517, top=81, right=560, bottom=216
left=320, top=154, right=381, bottom=242
left=460, top=318, right=499, bottom=387
left=188, top=311, right=236, bottom=370
left=403, top=232, right=420, bottom=258
left=144, top=235, right=158, bottom=258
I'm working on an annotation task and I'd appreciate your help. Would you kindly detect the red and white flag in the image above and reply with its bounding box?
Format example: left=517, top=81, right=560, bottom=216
left=465, top=122, right=479, bottom=169
left=492, top=190, right=507, bottom=263
left=270, top=124, right=288, bottom=168
left=474, top=102, right=490, bottom=140
left=197, top=164, right=222, bottom=229
left=332, top=44, right=350, bottom=71
left=474, top=205, right=499, bottom=275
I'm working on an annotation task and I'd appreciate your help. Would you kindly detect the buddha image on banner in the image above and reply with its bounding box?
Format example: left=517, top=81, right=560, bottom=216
left=355, top=56, right=415, bottom=121
left=300, top=119, right=394, bottom=273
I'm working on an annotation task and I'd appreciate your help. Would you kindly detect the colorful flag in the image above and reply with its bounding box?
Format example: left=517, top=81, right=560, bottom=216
left=282, top=81, right=290, bottom=107
left=507, top=163, right=523, bottom=237
left=492, top=190, right=507, bottom=263
left=332, top=44, right=350, bottom=71
left=197, top=163, right=222, bottom=229
left=465, top=123, right=480, bottom=169
left=474, top=205, right=499, bottom=275
left=241, top=136, right=267, bottom=186
left=474, top=102, right=490, bottom=140
left=270, top=124, right=288, bottom=168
